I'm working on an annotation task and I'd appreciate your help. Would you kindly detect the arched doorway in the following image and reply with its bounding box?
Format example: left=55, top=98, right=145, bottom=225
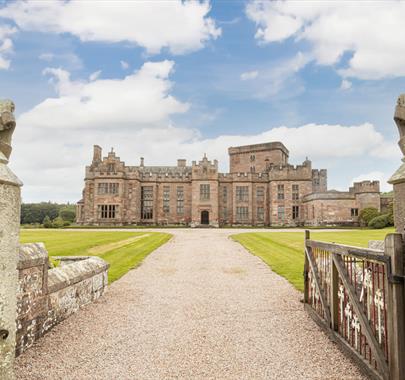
left=201, top=210, right=209, bottom=225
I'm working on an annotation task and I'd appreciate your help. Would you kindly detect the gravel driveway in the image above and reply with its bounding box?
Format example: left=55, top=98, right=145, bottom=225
left=15, top=229, right=365, bottom=380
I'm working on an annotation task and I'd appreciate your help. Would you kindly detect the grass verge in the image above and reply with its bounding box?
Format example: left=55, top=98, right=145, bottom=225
left=20, top=230, right=172, bottom=283
left=231, top=228, right=394, bottom=292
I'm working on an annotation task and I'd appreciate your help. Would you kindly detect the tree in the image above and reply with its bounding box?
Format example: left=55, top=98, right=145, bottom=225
left=359, top=207, right=380, bottom=227
left=21, top=202, right=76, bottom=225
left=59, top=206, right=76, bottom=223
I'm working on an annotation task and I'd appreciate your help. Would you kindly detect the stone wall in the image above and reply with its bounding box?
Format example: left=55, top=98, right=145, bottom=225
left=15, top=244, right=109, bottom=356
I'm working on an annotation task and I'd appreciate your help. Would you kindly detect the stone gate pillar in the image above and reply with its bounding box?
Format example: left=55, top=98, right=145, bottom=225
left=389, top=94, right=405, bottom=233
left=0, top=100, right=22, bottom=379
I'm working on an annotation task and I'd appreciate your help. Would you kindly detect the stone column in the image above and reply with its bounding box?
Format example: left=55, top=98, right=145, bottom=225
left=0, top=100, right=22, bottom=380
left=388, top=94, right=405, bottom=233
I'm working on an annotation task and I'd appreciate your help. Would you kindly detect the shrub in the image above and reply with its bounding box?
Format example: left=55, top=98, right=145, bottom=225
left=52, top=216, right=65, bottom=228
left=59, top=207, right=76, bottom=223
left=43, top=216, right=53, bottom=228
left=359, top=207, right=380, bottom=226
left=368, top=214, right=390, bottom=229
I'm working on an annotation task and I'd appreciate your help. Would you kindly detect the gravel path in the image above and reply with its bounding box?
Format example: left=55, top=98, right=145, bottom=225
left=15, top=229, right=365, bottom=380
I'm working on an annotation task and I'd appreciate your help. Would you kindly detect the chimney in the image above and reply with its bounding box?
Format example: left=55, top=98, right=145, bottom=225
left=177, top=159, right=186, bottom=167
left=140, top=157, right=144, bottom=167
left=93, top=145, right=102, bottom=164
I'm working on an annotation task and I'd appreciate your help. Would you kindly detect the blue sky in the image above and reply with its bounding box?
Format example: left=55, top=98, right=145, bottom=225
left=0, top=0, right=403, bottom=202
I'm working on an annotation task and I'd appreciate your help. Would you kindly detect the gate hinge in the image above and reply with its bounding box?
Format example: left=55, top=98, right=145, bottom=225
left=389, top=274, right=405, bottom=284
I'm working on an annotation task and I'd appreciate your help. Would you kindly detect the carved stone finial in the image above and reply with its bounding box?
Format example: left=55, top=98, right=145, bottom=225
left=394, top=93, right=405, bottom=156
left=0, top=99, right=16, bottom=163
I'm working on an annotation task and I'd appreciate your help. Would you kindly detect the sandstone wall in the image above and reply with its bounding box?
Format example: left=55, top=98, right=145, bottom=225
left=15, top=244, right=109, bottom=356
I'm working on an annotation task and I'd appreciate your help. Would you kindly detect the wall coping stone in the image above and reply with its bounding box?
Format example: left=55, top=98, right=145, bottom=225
left=48, top=257, right=109, bottom=293
left=368, top=240, right=384, bottom=251
left=17, top=243, right=48, bottom=270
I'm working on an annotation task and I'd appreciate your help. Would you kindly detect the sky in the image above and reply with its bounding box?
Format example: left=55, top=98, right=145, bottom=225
left=0, top=0, right=404, bottom=203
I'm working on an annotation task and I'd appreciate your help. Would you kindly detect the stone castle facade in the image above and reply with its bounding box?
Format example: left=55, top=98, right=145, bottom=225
left=76, top=142, right=382, bottom=227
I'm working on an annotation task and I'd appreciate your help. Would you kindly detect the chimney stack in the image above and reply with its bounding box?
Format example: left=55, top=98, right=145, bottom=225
left=93, top=145, right=102, bottom=164
left=177, top=159, right=186, bottom=167
left=140, top=157, right=144, bottom=167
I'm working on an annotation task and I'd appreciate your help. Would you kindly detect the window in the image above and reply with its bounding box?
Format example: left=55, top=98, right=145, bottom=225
left=313, top=178, right=320, bottom=186
left=250, top=166, right=255, bottom=173
left=163, top=186, right=170, bottom=213
left=277, top=184, right=285, bottom=200
left=257, top=207, right=264, bottom=221
left=236, top=186, right=249, bottom=202
left=222, top=207, right=228, bottom=219
left=236, top=207, right=249, bottom=222
left=351, top=208, right=359, bottom=217
left=222, top=186, right=227, bottom=202
left=98, top=183, right=119, bottom=195
left=293, top=205, right=300, bottom=220
left=177, top=186, right=184, bottom=214
left=250, top=154, right=255, bottom=162
left=200, top=184, right=210, bottom=200
left=98, top=205, right=118, bottom=219
left=278, top=206, right=285, bottom=221
left=98, top=183, right=108, bottom=195
left=141, top=186, right=153, bottom=219
left=256, top=186, right=264, bottom=201
left=107, top=163, right=115, bottom=173
left=292, top=184, right=299, bottom=201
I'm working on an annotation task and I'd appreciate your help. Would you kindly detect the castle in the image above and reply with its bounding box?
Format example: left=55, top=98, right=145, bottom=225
left=76, top=142, right=382, bottom=227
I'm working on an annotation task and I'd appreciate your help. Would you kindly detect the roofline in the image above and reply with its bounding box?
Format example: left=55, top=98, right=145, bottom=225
left=228, top=142, right=289, bottom=156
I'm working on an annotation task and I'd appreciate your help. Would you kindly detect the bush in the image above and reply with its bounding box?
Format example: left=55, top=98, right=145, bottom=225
left=59, top=207, right=76, bottom=223
left=359, top=207, right=380, bottom=226
left=43, top=216, right=53, bottom=228
left=368, top=214, right=390, bottom=229
left=52, top=216, right=65, bottom=229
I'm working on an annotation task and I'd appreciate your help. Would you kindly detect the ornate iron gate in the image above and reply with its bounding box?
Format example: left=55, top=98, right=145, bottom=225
left=304, top=231, right=405, bottom=380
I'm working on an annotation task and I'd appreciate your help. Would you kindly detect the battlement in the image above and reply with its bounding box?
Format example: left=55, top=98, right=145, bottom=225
left=218, top=172, right=269, bottom=182
left=350, top=180, right=380, bottom=194
left=192, top=154, right=218, bottom=169
left=228, top=141, right=289, bottom=156
left=267, top=162, right=313, bottom=180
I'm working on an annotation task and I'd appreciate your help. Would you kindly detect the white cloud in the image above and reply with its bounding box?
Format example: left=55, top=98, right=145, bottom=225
left=19, top=60, right=189, bottom=132
left=0, top=0, right=221, bottom=55
left=352, top=171, right=392, bottom=193
left=246, top=1, right=405, bottom=80
left=39, top=52, right=54, bottom=61
left=120, top=60, right=129, bottom=70
left=340, top=79, right=352, bottom=91
left=89, top=70, right=101, bottom=81
left=0, top=24, right=16, bottom=69
left=240, top=70, right=258, bottom=81
left=216, top=52, right=310, bottom=101
left=38, top=51, right=83, bottom=69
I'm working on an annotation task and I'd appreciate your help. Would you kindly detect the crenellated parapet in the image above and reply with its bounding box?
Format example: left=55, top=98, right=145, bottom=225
left=192, top=154, right=218, bottom=180
left=267, top=161, right=313, bottom=181
left=350, top=180, right=380, bottom=194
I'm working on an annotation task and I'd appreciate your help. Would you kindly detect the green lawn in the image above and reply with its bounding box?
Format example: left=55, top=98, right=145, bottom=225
left=20, top=230, right=172, bottom=283
left=231, top=228, right=395, bottom=292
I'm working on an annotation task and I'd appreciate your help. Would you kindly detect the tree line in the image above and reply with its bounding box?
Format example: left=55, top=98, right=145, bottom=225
left=21, top=202, right=76, bottom=227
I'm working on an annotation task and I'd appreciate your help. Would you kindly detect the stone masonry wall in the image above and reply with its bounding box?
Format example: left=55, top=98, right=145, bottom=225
left=15, top=244, right=109, bottom=356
